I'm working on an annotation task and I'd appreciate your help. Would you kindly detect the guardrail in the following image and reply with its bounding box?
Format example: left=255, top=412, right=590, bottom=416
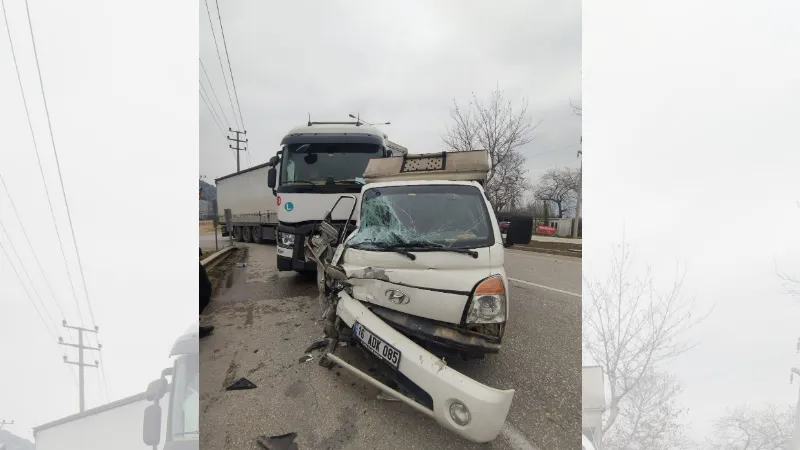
left=201, top=245, right=237, bottom=270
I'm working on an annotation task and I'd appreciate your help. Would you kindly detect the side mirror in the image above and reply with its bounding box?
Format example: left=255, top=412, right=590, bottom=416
left=142, top=403, right=162, bottom=447
left=267, top=167, right=277, bottom=188
left=504, top=216, right=534, bottom=247
left=145, top=378, right=168, bottom=401
left=386, top=150, right=393, bottom=157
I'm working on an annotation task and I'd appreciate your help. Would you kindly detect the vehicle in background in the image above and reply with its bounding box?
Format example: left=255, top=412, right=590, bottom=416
left=305, top=150, right=534, bottom=443
left=141, top=323, right=199, bottom=450
left=215, top=164, right=279, bottom=244
left=33, top=392, right=169, bottom=450
left=32, top=326, right=197, bottom=450
left=499, top=221, right=510, bottom=231
left=265, top=120, right=407, bottom=273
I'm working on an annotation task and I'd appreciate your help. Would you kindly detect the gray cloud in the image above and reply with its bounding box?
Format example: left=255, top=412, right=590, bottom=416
left=200, top=0, right=581, bottom=188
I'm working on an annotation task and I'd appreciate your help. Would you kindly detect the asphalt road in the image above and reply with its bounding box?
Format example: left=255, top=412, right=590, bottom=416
left=199, top=242, right=581, bottom=450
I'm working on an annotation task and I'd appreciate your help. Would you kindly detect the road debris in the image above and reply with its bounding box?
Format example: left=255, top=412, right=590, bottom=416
left=226, top=377, right=257, bottom=391
left=256, top=432, right=298, bottom=450
left=298, top=355, right=313, bottom=363
left=303, top=339, right=327, bottom=353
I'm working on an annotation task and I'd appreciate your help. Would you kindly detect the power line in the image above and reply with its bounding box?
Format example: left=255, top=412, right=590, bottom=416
left=200, top=80, right=225, bottom=132
left=200, top=87, right=226, bottom=136
left=0, top=173, right=73, bottom=328
left=24, top=1, right=107, bottom=399
left=24, top=0, right=99, bottom=332
left=214, top=0, right=245, bottom=131
left=98, top=351, right=110, bottom=402
left=1, top=0, right=86, bottom=332
left=0, top=230, right=58, bottom=338
left=200, top=58, right=232, bottom=129
left=0, top=233, right=79, bottom=389
left=203, top=0, right=240, bottom=130
left=0, top=218, right=78, bottom=386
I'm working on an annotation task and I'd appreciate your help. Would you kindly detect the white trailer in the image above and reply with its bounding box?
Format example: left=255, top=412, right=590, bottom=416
left=33, top=391, right=169, bottom=450
left=215, top=163, right=279, bottom=243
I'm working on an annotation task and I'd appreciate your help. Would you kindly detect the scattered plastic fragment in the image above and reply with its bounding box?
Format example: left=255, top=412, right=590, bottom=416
left=226, top=377, right=257, bottom=391
left=304, top=339, right=327, bottom=353
left=239, top=263, right=248, bottom=268
left=298, top=355, right=313, bottom=363
left=256, top=432, right=298, bottom=450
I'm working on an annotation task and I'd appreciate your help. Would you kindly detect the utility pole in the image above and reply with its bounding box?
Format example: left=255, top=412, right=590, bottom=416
left=59, top=321, right=100, bottom=413
left=572, top=137, right=582, bottom=239
left=228, top=129, right=247, bottom=173
left=0, top=419, right=13, bottom=431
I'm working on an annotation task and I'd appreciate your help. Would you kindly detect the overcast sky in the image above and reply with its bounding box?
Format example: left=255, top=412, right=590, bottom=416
left=584, top=0, right=800, bottom=440
left=0, top=0, right=196, bottom=441
left=198, top=0, right=582, bottom=190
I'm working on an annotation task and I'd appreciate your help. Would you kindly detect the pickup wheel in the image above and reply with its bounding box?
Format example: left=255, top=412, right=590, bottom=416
left=251, top=226, right=262, bottom=243
left=233, top=226, right=243, bottom=242
left=242, top=226, right=252, bottom=243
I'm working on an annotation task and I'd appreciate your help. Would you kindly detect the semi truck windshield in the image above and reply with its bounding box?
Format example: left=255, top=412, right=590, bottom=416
left=280, top=143, right=382, bottom=185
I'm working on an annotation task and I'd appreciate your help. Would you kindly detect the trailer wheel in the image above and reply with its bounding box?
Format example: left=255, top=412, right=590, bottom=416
left=233, top=226, right=243, bottom=242
left=251, top=226, right=262, bottom=243
left=242, top=226, right=252, bottom=243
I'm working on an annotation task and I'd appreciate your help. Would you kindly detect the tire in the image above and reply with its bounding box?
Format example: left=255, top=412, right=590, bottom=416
left=242, top=226, right=252, bottom=243
left=251, top=226, right=262, bottom=243
left=233, top=226, right=243, bottom=242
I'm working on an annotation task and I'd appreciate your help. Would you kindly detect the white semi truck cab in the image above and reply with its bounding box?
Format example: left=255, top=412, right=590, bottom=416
left=142, top=324, right=199, bottom=450
left=266, top=121, right=407, bottom=273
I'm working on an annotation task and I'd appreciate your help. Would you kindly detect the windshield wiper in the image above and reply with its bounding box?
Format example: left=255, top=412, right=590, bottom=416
left=392, top=240, right=479, bottom=259
left=285, top=180, right=316, bottom=185
left=349, top=240, right=417, bottom=260
left=332, top=179, right=365, bottom=185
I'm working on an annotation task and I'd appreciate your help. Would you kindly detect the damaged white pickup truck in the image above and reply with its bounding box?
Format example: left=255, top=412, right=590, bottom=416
left=304, top=150, right=534, bottom=443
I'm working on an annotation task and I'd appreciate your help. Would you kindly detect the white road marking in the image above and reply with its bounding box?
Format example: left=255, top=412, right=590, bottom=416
left=500, top=422, right=541, bottom=450
left=505, top=248, right=582, bottom=264
left=510, top=278, right=581, bottom=298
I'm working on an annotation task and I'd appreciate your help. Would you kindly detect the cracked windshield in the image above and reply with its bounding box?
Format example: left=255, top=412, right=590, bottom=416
left=349, top=184, right=493, bottom=249
left=281, top=143, right=381, bottom=184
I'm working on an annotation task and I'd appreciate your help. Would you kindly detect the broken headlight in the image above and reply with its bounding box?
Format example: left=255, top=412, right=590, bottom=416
left=465, top=275, right=506, bottom=324
left=277, top=231, right=295, bottom=248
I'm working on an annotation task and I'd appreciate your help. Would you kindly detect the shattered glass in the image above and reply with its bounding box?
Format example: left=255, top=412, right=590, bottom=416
left=348, top=184, right=494, bottom=250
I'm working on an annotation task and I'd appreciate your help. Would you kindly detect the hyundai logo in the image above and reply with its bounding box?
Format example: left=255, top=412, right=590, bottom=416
left=385, top=289, right=410, bottom=305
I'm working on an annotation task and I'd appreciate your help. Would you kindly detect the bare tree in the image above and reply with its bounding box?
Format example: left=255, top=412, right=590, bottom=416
left=486, top=150, right=530, bottom=212
left=442, top=85, right=538, bottom=210
left=602, top=369, right=694, bottom=450
left=776, top=266, right=800, bottom=300
left=570, top=98, right=582, bottom=116
left=775, top=202, right=800, bottom=300
left=583, top=237, right=710, bottom=447
left=706, top=404, right=795, bottom=449
left=532, top=167, right=580, bottom=217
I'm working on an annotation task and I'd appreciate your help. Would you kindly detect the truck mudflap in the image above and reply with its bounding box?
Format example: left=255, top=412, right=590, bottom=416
left=334, top=291, right=515, bottom=443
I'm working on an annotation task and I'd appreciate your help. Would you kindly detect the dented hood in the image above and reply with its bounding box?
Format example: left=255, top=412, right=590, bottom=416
left=341, top=246, right=497, bottom=324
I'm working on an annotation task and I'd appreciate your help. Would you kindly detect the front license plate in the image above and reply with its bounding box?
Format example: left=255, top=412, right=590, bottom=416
left=353, top=321, right=401, bottom=369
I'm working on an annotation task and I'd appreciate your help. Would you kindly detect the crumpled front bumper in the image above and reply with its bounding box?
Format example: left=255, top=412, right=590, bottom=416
left=334, top=291, right=514, bottom=443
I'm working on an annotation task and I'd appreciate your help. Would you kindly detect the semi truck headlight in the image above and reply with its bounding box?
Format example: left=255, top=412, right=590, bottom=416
left=466, top=275, right=506, bottom=324
left=277, top=232, right=295, bottom=248
left=449, top=402, right=471, bottom=426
